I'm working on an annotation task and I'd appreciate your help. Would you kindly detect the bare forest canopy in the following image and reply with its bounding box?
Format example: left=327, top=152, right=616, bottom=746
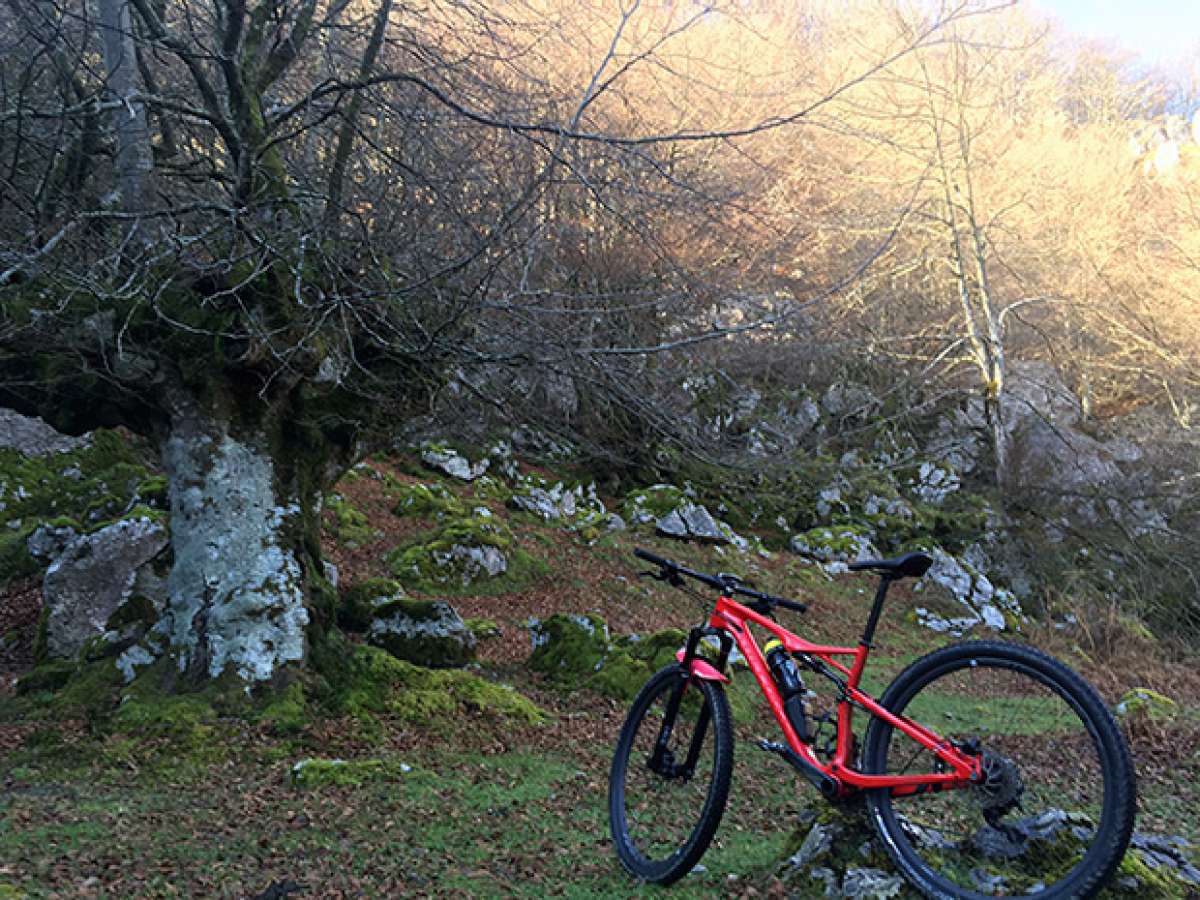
left=0, top=0, right=1196, bottom=436
left=1, top=0, right=1200, bottom=681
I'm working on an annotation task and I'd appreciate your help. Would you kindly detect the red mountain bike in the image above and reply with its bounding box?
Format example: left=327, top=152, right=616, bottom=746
left=608, top=548, right=1136, bottom=898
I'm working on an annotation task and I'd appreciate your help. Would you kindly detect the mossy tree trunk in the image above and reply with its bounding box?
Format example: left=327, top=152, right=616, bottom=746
left=147, top=377, right=350, bottom=687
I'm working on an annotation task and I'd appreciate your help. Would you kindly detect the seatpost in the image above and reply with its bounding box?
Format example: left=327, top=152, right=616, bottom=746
left=860, top=574, right=896, bottom=647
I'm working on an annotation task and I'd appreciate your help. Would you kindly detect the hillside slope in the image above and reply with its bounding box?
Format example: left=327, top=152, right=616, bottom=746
left=1, top=447, right=1198, bottom=897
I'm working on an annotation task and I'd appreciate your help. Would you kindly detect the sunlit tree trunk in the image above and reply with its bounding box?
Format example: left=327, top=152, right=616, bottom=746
left=97, top=0, right=153, bottom=219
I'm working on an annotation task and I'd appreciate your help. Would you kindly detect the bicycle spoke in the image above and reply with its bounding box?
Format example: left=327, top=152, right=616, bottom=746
left=866, top=646, right=1131, bottom=897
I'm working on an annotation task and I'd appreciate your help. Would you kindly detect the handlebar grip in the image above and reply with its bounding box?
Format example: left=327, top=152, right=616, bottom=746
left=634, top=547, right=675, bottom=569
left=775, top=597, right=809, bottom=614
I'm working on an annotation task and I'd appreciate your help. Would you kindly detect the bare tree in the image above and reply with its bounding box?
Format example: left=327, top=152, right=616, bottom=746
left=0, top=0, right=998, bottom=688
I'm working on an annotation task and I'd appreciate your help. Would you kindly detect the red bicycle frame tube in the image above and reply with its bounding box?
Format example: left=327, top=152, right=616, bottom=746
left=708, top=594, right=980, bottom=797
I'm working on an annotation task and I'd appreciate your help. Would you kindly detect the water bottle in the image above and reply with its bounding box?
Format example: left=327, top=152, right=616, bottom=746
left=764, top=639, right=810, bottom=742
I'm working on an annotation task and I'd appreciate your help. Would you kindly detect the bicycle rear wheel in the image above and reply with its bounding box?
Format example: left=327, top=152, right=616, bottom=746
left=863, top=641, right=1135, bottom=899
left=608, top=663, right=733, bottom=885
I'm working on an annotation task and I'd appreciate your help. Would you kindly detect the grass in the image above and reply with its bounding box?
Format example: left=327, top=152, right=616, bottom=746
left=0, top=735, right=798, bottom=898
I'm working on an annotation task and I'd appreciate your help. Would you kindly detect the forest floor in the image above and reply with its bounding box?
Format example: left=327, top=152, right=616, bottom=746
left=1, top=453, right=1198, bottom=898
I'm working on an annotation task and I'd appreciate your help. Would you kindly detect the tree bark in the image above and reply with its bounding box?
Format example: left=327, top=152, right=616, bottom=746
left=97, top=0, right=153, bottom=219
left=153, top=392, right=332, bottom=685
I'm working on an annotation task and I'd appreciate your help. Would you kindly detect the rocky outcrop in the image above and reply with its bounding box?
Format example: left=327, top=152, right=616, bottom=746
left=656, top=502, right=725, bottom=543
left=526, top=614, right=688, bottom=701
left=777, top=804, right=903, bottom=899
left=790, top=526, right=878, bottom=572
left=421, top=446, right=489, bottom=482
left=29, top=516, right=168, bottom=659
left=780, top=801, right=1200, bottom=898
left=510, top=476, right=604, bottom=523
left=0, top=409, right=90, bottom=456
left=365, top=589, right=476, bottom=669
left=911, top=547, right=1021, bottom=635
left=385, top=511, right=545, bottom=593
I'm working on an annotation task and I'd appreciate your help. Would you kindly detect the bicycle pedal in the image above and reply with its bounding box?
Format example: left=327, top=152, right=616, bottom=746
left=757, top=738, right=787, bottom=754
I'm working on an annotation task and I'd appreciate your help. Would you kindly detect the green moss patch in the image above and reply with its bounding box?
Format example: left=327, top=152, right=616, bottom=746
left=466, top=618, right=502, bottom=641
left=339, top=578, right=405, bottom=632
left=319, top=641, right=542, bottom=726
left=390, top=482, right=466, bottom=520
left=289, top=757, right=414, bottom=789
left=14, top=660, right=76, bottom=696
left=385, top=514, right=547, bottom=595
left=621, top=485, right=686, bottom=525
left=258, top=682, right=308, bottom=735
left=528, top=614, right=693, bottom=702
left=0, top=429, right=160, bottom=589
left=790, top=524, right=876, bottom=563
left=1113, top=848, right=1192, bottom=898
left=527, top=614, right=610, bottom=681
left=0, top=528, right=40, bottom=589
left=592, top=629, right=688, bottom=700
left=324, top=493, right=380, bottom=548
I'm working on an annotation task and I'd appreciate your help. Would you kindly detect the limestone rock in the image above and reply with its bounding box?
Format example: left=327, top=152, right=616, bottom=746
left=655, top=501, right=739, bottom=545
left=909, top=461, right=960, bottom=506
left=442, top=543, right=507, bottom=581
left=368, top=596, right=476, bottom=668
left=27, top=523, right=80, bottom=562
left=912, top=547, right=1022, bottom=635
left=0, top=408, right=90, bottom=456
left=386, top=514, right=520, bottom=590
left=789, top=526, right=878, bottom=573
left=39, top=516, right=168, bottom=659
left=841, top=867, right=904, bottom=899
left=821, top=382, right=878, bottom=419
left=678, top=503, right=724, bottom=542
left=421, top=447, right=489, bottom=481
left=510, top=477, right=605, bottom=523
left=655, top=509, right=689, bottom=538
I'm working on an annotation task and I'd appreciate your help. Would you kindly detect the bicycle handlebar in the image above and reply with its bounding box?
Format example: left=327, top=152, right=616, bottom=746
left=634, top=547, right=808, bottom=614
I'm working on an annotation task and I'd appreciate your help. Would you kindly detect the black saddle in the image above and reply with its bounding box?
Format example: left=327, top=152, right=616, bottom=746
left=847, top=551, right=933, bottom=580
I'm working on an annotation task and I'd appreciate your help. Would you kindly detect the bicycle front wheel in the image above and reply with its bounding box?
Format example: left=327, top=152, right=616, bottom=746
left=863, top=641, right=1135, bottom=899
left=608, top=663, right=733, bottom=885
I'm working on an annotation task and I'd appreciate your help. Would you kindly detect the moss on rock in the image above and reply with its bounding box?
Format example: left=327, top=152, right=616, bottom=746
left=591, top=628, right=688, bottom=699
left=367, top=596, right=476, bottom=668
left=258, top=681, right=308, bottom=734
left=339, top=578, right=405, bottom=632
left=385, top=514, right=546, bottom=595
left=528, top=615, right=695, bottom=702
left=105, top=593, right=159, bottom=632
left=324, top=493, right=380, bottom=548
left=621, top=485, right=686, bottom=525
left=14, top=660, right=76, bottom=695
left=528, top=614, right=610, bottom=682
left=0, top=527, right=39, bottom=590
left=320, top=640, right=542, bottom=726
left=390, top=482, right=466, bottom=520
left=0, top=428, right=159, bottom=590
left=466, top=618, right=502, bottom=640
left=1112, top=848, right=1191, bottom=898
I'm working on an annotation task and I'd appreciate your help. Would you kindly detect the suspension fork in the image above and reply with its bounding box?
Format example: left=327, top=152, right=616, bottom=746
left=650, top=626, right=731, bottom=778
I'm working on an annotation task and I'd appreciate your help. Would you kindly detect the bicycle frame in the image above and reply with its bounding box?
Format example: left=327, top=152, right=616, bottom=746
left=685, top=593, right=981, bottom=799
